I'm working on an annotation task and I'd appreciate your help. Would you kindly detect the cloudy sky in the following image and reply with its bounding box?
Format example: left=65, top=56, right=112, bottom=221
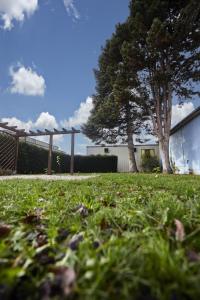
left=0, top=0, right=198, bottom=153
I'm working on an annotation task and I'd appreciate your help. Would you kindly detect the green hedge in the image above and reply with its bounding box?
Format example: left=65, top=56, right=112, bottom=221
left=17, top=142, right=117, bottom=174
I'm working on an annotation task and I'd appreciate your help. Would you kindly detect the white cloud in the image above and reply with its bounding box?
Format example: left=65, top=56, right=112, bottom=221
left=61, top=97, right=93, bottom=128
left=2, top=112, right=58, bottom=131
left=1, top=112, right=62, bottom=144
left=0, top=0, right=38, bottom=30
left=10, top=65, right=46, bottom=96
left=1, top=117, right=34, bottom=132
left=172, top=102, right=195, bottom=126
left=35, top=112, right=58, bottom=129
left=63, top=0, right=80, bottom=19
left=1, top=97, right=93, bottom=148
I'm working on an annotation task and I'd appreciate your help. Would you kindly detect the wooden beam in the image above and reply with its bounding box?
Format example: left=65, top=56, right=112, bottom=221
left=15, top=136, right=19, bottom=174
left=0, top=122, right=24, bottom=134
left=45, top=129, right=51, bottom=133
left=70, top=132, right=75, bottom=175
left=18, top=129, right=80, bottom=137
left=48, top=135, right=53, bottom=175
left=37, top=130, right=43, bottom=134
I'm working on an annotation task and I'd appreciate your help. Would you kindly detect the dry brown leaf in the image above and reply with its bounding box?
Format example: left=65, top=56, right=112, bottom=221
left=52, top=267, right=76, bottom=296
left=0, top=224, right=12, bottom=238
left=186, top=250, right=200, bottom=262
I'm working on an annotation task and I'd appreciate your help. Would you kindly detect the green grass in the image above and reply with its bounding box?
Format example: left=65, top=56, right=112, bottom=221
left=0, top=173, right=200, bottom=299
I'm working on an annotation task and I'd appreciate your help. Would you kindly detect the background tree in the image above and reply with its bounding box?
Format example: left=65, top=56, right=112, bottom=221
left=121, top=0, right=200, bottom=173
left=82, top=24, right=148, bottom=172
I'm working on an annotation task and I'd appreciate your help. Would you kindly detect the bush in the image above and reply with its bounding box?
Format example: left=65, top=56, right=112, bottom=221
left=141, top=155, right=160, bottom=172
left=17, top=142, right=117, bottom=174
left=74, top=155, right=118, bottom=173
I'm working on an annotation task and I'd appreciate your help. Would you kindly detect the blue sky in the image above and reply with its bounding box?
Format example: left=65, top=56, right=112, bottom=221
left=0, top=0, right=130, bottom=153
left=0, top=0, right=198, bottom=153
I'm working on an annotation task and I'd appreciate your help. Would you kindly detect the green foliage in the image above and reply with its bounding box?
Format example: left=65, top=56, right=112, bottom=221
left=74, top=155, right=117, bottom=173
left=1, top=174, right=200, bottom=299
left=141, top=154, right=160, bottom=172
left=17, top=142, right=117, bottom=173
left=82, top=23, right=149, bottom=146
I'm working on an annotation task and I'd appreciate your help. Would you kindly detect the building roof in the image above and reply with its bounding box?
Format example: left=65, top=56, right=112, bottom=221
left=87, top=143, right=158, bottom=148
left=170, top=106, right=200, bottom=135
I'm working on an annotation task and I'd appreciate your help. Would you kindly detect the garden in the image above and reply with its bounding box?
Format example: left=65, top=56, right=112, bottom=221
left=0, top=173, right=200, bottom=299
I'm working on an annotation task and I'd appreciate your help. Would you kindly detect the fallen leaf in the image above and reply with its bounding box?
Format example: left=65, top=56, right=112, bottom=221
left=51, top=267, right=76, bottom=296
left=0, top=224, right=11, bottom=238
left=69, top=234, right=83, bottom=251
left=100, top=218, right=110, bottom=230
left=75, top=204, right=89, bottom=217
left=40, top=280, right=51, bottom=300
left=116, top=191, right=123, bottom=197
left=93, top=240, right=100, bottom=249
left=36, top=233, right=48, bottom=247
left=22, top=208, right=44, bottom=225
left=56, top=229, right=70, bottom=243
left=23, top=214, right=41, bottom=225
left=186, top=250, right=200, bottom=262
left=174, top=219, right=185, bottom=242
left=58, top=191, right=65, bottom=197
left=35, top=247, right=55, bottom=265
left=38, top=198, right=47, bottom=203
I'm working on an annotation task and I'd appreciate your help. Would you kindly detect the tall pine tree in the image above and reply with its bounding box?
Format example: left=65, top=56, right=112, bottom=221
left=82, top=24, right=148, bottom=172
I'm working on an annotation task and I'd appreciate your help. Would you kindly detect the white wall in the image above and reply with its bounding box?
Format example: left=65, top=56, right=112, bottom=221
left=170, top=115, right=200, bottom=174
left=87, top=145, right=159, bottom=172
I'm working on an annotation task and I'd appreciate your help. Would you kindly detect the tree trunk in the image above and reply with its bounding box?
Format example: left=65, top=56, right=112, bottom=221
left=149, top=76, right=173, bottom=174
left=127, top=131, right=138, bottom=173
left=159, top=138, right=172, bottom=173
left=126, top=103, right=138, bottom=173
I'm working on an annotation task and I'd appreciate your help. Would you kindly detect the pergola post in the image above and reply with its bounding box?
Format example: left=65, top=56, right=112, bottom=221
left=15, top=136, right=19, bottom=174
left=70, top=132, right=75, bottom=175
left=48, top=135, right=53, bottom=175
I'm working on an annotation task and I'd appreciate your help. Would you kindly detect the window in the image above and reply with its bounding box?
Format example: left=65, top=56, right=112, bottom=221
left=104, top=148, right=109, bottom=154
left=141, top=149, right=155, bottom=158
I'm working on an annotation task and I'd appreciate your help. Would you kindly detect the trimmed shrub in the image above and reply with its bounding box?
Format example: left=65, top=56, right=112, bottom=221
left=74, top=155, right=118, bottom=173
left=17, top=142, right=117, bottom=174
left=141, top=155, right=160, bottom=172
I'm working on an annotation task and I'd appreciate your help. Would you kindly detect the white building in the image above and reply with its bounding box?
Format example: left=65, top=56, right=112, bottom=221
left=170, top=106, right=200, bottom=175
left=87, top=144, right=159, bottom=172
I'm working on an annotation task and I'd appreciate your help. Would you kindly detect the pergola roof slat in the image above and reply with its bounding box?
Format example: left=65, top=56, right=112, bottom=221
left=45, top=129, right=51, bottom=133
left=0, top=122, right=25, bottom=134
left=0, top=121, right=80, bottom=137
left=0, top=122, right=9, bottom=126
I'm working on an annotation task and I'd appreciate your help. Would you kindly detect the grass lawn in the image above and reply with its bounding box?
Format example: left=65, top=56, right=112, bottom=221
left=0, top=174, right=200, bottom=300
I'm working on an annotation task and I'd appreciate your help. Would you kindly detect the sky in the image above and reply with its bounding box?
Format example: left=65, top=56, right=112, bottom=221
left=0, top=0, right=198, bottom=154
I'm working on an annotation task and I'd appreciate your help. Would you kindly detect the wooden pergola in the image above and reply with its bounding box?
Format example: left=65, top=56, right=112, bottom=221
left=0, top=122, right=80, bottom=175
